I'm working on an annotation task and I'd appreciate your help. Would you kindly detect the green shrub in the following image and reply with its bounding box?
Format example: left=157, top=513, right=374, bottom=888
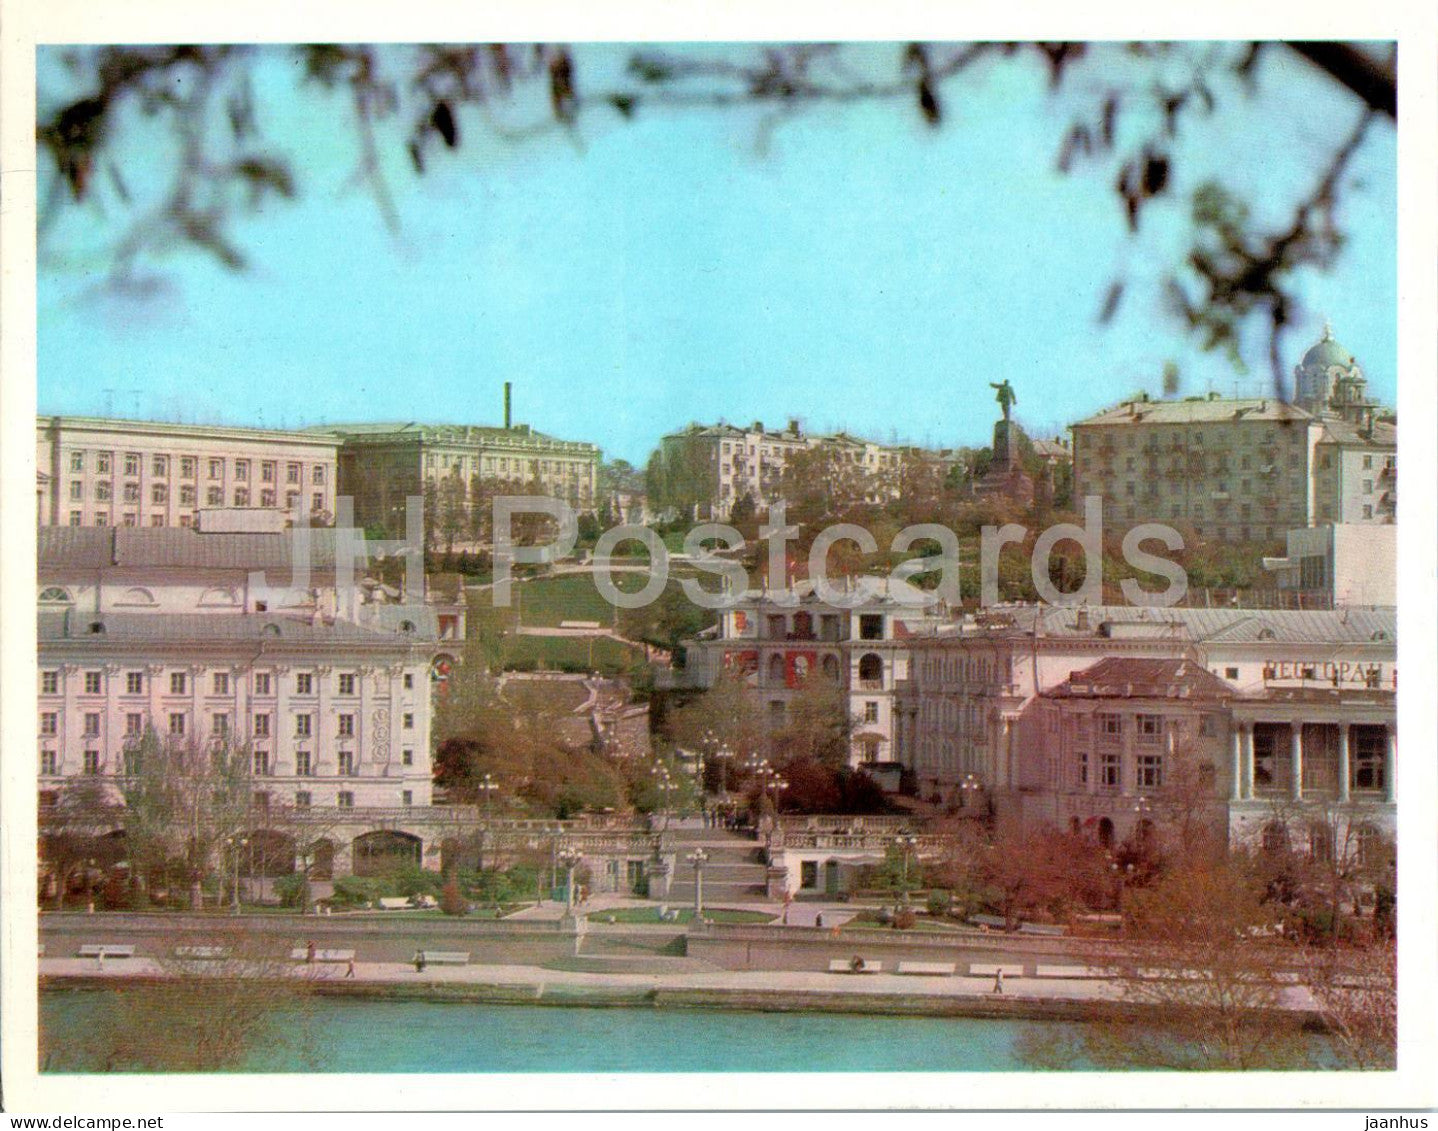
left=330, top=876, right=387, bottom=908
left=926, top=889, right=953, bottom=917
left=892, top=907, right=917, bottom=930
left=274, top=873, right=308, bottom=909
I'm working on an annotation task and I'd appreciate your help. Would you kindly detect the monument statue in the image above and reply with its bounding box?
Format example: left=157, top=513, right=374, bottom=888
left=990, top=379, right=1017, bottom=422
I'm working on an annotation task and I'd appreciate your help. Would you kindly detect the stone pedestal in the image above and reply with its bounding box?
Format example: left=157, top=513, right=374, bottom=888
left=974, top=418, right=1034, bottom=503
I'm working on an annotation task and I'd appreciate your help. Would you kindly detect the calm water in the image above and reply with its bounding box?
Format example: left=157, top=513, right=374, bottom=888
left=41, top=989, right=1082, bottom=1073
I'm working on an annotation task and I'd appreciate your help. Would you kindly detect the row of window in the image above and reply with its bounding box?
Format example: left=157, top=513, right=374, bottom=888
left=42, top=669, right=414, bottom=697
left=1076, top=750, right=1167, bottom=791
left=41, top=709, right=415, bottom=738
left=67, top=482, right=319, bottom=508
left=66, top=451, right=325, bottom=484
left=40, top=747, right=417, bottom=776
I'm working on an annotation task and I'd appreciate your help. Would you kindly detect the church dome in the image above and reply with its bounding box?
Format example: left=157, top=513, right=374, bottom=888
left=1301, top=326, right=1358, bottom=371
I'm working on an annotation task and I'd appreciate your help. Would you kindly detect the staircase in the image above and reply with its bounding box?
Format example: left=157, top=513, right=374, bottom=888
left=662, top=828, right=770, bottom=904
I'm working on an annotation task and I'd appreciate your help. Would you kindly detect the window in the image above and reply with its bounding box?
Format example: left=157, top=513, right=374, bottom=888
left=1098, top=713, right=1122, bottom=740
left=403, top=673, right=414, bottom=690
left=209, top=458, right=224, bottom=480
left=338, top=714, right=355, bottom=737
left=152, top=455, right=168, bottom=477
left=69, top=481, right=84, bottom=501
left=1076, top=749, right=1089, bottom=787
left=181, top=456, right=197, bottom=478
left=295, top=750, right=312, bottom=777
left=312, top=492, right=324, bottom=512
left=1362, top=455, right=1373, bottom=469
left=338, top=751, right=355, bottom=776
left=1099, top=751, right=1122, bottom=791
left=84, top=670, right=102, bottom=694
left=84, top=712, right=101, bottom=736
left=1363, top=505, right=1373, bottom=520
left=402, top=712, right=414, bottom=730
left=125, top=671, right=143, bottom=695
left=96, top=482, right=111, bottom=501
left=150, top=514, right=165, bottom=527
left=402, top=790, right=413, bottom=807
left=337, top=791, right=354, bottom=809
left=41, top=750, right=57, bottom=775
left=800, top=861, right=818, bottom=889
left=286, top=491, right=299, bottom=511
left=859, top=614, right=884, bottom=641
left=124, top=712, right=143, bottom=735
left=83, top=750, right=100, bottom=775
left=1225, top=666, right=1239, bottom=680
left=1351, top=727, right=1386, bottom=792
left=235, top=459, right=249, bottom=481
left=1199, top=715, right=1216, bottom=737
left=40, top=712, right=58, bottom=735
left=212, top=714, right=229, bottom=738
left=261, top=461, right=276, bottom=482
left=41, top=671, right=58, bottom=694
left=169, top=712, right=187, bottom=736
left=402, top=748, right=413, bottom=766
left=863, top=701, right=879, bottom=724
left=261, top=489, right=275, bottom=507
left=338, top=673, right=356, bottom=696
left=170, top=672, right=187, bottom=694
left=1363, top=479, right=1373, bottom=495
left=124, top=453, right=140, bottom=476
left=313, top=465, right=325, bottom=485
left=296, top=673, right=313, bottom=695
left=69, top=451, right=85, bottom=472
left=295, top=714, right=312, bottom=738
left=207, top=487, right=223, bottom=506
left=287, top=463, right=301, bottom=484
left=213, top=672, right=230, bottom=695
left=253, top=750, right=269, bottom=776
left=253, top=713, right=270, bottom=737
left=234, top=489, right=249, bottom=507
left=295, top=790, right=311, bottom=808
left=1136, top=714, right=1162, bottom=744
left=254, top=672, right=271, bottom=695
left=179, top=485, right=195, bottom=505
left=1137, top=753, right=1164, bottom=791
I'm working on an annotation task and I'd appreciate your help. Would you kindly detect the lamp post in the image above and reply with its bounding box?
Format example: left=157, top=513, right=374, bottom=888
left=652, top=764, right=678, bottom=829
left=895, top=832, right=919, bottom=906
left=558, top=845, right=582, bottom=914
left=477, top=772, right=498, bottom=870
left=227, top=836, right=248, bottom=916
left=959, top=773, right=982, bottom=810
left=686, top=847, right=709, bottom=921
left=86, top=856, right=97, bottom=914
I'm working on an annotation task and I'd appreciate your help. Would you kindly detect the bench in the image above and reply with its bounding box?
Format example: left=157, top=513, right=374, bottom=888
left=896, top=961, right=956, bottom=976
left=78, top=945, right=135, bottom=959
left=968, top=964, right=1010, bottom=978
left=290, top=948, right=356, bottom=963
left=376, top=898, right=411, bottom=911
left=416, top=950, right=470, bottom=966
left=1035, top=964, right=1098, bottom=979
left=1017, top=922, right=1066, bottom=936
left=175, top=946, right=232, bottom=960
left=827, top=958, right=882, bottom=974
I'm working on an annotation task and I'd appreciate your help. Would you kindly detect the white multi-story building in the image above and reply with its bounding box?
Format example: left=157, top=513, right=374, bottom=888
left=37, top=527, right=442, bottom=822
left=653, top=420, right=930, bottom=519
left=893, top=604, right=1396, bottom=847
left=36, top=416, right=340, bottom=530
left=677, top=578, right=946, bottom=768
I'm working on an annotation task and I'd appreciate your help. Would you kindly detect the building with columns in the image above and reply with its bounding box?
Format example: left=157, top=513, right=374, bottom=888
left=893, top=603, right=1396, bottom=848
left=672, top=578, right=945, bottom=769
left=37, top=526, right=449, bottom=878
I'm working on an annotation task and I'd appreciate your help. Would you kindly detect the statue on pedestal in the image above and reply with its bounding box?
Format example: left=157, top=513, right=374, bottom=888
left=990, top=379, right=1017, bottom=422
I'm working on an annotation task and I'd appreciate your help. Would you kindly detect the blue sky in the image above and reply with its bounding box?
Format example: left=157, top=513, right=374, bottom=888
left=36, top=44, right=1396, bottom=466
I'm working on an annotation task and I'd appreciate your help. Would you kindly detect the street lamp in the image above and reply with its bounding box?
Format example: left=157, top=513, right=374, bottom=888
left=895, top=832, right=919, bottom=905
left=226, top=836, right=248, bottom=916
left=557, top=845, right=583, bottom=913
left=478, top=772, right=498, bottom=870
left=652, top=765, right=678, bottom=829
left=686, top=847, right=709, bottom=921
left=960, top=774, right=982, bottom=809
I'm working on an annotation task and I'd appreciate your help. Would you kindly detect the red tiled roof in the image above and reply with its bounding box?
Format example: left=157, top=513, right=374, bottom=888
left=1048, top=656, right=1233, bottom=701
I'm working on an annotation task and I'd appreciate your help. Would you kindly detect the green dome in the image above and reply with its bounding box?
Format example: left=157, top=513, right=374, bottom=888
left=1301, top=327, right=1357, bottom=370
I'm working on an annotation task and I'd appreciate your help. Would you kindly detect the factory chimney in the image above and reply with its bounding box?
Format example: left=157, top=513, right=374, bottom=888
left=504, top=382, right=512, bottom=429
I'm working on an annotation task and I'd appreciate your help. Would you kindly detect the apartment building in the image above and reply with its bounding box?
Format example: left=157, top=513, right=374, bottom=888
left=36, top=416, right=340, bottom=530
left=37, top=527, right=441, bottom=814
left=653, top=420, right=913, bottom=519
left=1070, top=329, right=1395, bottom=540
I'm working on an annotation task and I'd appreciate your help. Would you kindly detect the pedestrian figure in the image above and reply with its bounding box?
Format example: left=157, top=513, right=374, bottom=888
left=413, top=951, right=425, bottom=973
left=781, top=905, right=789, bottom=925
left=850, top=955, right=866, bottom=973
left=96, top=949, right=104, bottom=971
left=815, top=912, right=823, bottom=929
left=345, top=959, right=355, bottom=979
left=305, top=939, right=316, bottom=964
left=993, top=968, right=1004, bottom=994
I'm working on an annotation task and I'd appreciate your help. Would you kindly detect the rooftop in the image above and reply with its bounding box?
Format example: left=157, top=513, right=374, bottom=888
left=1072, top=396, right=1315, bottom=428
left=38, top=607, right=439, bottom=646
left=1048, top=657, right=1234, bottom=700
left=36, top=414, right=342, bottom=446
left=38, top=527, right=367, bottom=573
